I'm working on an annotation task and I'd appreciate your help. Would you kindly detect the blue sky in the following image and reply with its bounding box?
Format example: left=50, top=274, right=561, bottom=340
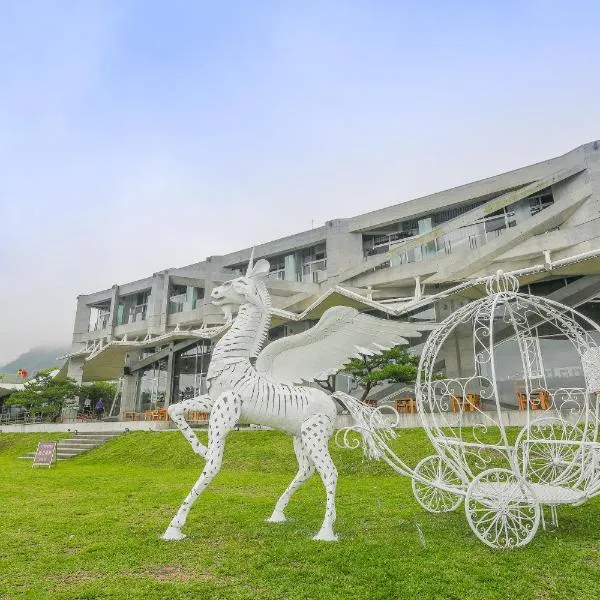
left=1, top=1, right=599, bottom=363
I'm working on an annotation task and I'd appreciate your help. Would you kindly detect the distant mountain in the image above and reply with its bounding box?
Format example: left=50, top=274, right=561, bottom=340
left=0, top=345, right=71, bottom=375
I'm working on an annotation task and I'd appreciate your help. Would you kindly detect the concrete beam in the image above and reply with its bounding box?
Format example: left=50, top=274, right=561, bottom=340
left=428, top=189, right=589, bottom=283
left=337, top=166, right=585, bottom=283
left=129, top=338, right=200, bottom=373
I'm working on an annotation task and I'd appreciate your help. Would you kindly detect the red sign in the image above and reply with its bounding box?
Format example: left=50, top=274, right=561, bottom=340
left=32, top=442, right=56, bottom=467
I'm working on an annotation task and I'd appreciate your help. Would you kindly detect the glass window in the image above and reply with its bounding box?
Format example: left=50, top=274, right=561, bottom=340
left=88, top=302, right=111, bottom=331
left=136, top=359, right=168, bottom=412
left=172, top=342, right=212, bottom=403
left=116, top=290, right=150, bottom=324
left=168, top=284, right=187, bottom=314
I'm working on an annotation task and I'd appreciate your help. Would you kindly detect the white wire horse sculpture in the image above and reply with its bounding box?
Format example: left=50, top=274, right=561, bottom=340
left=162, top=252, right=427, bottom=542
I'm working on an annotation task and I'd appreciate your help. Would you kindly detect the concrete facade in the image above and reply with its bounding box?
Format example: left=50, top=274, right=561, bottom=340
left=65, top=141, right=600, bottom=418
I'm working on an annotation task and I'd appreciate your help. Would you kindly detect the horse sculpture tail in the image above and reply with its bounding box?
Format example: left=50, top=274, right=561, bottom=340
left=332, top=391, right=398, bottom=460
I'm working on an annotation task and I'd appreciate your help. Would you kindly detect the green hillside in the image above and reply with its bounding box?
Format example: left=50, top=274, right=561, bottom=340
left=0, top=344, right=70, bottom=375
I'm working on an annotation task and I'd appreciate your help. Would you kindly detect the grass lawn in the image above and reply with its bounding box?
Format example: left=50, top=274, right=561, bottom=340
left=0, top=429, right=598, bottom=599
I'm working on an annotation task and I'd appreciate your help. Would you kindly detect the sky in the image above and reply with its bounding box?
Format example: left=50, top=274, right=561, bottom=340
left=1, top=0, right=599, bottom=364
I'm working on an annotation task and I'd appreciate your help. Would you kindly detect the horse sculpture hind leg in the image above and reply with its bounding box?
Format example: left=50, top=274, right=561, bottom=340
left=300, top=414, right=338, bottom=541
left=162, top=391, right=240, bottom=541
left=267, top=435, right=315, bottom=523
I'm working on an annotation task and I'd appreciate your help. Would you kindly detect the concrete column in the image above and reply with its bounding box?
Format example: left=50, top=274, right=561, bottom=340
left=325, top=219, right=364, bottom=280
left=147, top=272, right=168, bottom=335
left=164, top=344, right=175, bottom=407
left=62, top=357, right=86, bottom=422
left=71, top=296, right=92, bottom=344
left=201, top=258, right=225, bottom=325
left=119, top=351, right=140, bottom=418
left=160, top=273, right=170, bottom=330
left=435, top=299, right=475, bottom=379
left=67, top=357, right=85, bottom=384
left=119, top=375, right=138, bottom=417
left=108, top=284, right=119, bottom=339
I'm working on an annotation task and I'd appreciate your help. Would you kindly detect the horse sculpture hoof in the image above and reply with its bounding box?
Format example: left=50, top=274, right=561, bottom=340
left=161, top=526, right=187, bottom=541
left=266, top=512, right=286, bottom=523
left=313, top=528, right=338, bottom=542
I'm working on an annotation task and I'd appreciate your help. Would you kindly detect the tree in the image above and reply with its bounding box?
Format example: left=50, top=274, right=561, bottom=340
left=5, top=369, right=80, bottom=421
left=344, top=347, right=421, bottom=401
left=80, top=381, right=118, bottom=404
left=314, top=374, right=337, bottom=393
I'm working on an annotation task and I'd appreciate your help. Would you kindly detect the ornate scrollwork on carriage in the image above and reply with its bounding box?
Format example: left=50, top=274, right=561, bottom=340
left=412, top=270, right=600, bottom=548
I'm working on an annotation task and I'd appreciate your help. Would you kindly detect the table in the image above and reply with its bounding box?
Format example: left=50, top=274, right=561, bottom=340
left=517, top=390, right=550, bottom=410
left=185, top=411, right=210, bottom=421
left=144, top=409, right=168, bottom=421
left=395, top=397, right=417, bottom=414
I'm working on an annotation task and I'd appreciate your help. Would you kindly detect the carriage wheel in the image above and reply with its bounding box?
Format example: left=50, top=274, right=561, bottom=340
left=465, top=468, right=540, bottom=549
left=412, top=455, right=464, bottom=513
left=515, top=418, right=585, bottom=486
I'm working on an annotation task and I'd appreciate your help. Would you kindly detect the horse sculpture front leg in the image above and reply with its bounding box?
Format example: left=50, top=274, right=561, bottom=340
left=167, top=395, right=214, bottom=458
left=162, top=391, right=241, bottom=541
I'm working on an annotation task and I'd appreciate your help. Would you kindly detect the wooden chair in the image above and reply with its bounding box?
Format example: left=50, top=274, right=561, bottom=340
left=516, top=390, right=551, bottom=411
left=466, top=393, right=481, bottom=411
left=185, top=411, right=209, bottom=421
left=533, top=389, right=551, bottom=410
left=363, top=399, right=378, bottom=408
left=394, top=398, right=406, bottom=413
left=451, top=395, right=464, bottom=412
left=396, top=397, right=416, bottom=413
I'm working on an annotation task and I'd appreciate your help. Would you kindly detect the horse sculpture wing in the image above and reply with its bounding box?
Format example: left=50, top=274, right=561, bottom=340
left=255, top=306, right=428, bottom=385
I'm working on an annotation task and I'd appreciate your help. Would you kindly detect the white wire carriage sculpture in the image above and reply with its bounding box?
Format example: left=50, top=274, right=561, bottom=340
left=338, top=270, right=600, bottom=549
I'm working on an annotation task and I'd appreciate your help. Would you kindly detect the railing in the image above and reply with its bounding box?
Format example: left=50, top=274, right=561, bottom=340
left=168, top=293, right=186, bottom=314
left=0, top=412, right=47, bottom=425
left=302, top=259, right=327, bottom=283
left=363, top=200, right=555, bottom=268
left=94, top=312, right=111, bottom=331
left=128, top=303, right=147, bottom=323
left=268, top=269, right=286, bottom=281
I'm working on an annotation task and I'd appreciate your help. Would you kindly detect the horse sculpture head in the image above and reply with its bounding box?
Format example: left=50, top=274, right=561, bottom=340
left=211, top=252, right=271, bottom=321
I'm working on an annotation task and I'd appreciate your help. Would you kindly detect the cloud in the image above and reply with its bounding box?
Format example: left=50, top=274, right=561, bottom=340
left=0, top=2, right=599, bottom=364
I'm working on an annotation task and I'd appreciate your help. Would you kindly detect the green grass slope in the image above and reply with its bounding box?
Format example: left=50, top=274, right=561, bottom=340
left=0, top=345, right=69, bottom=375
left=0, top=430, right=598, bottom=600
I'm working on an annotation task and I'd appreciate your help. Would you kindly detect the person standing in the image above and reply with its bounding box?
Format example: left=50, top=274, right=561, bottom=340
left=95, top=398, right=104, bottom=420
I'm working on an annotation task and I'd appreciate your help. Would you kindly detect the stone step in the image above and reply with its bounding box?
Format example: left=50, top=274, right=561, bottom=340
left=72, top=432, right=121, bottom=436
left=19, top=432, right=123, bottom=461
left=67, top=437, right=117, bottom=443
left=57, top=444, right=99, bottom=450
left=69, top=433, right=120, bottom=438
left=18, top=451, right=86, bottom=460
left=62, top=437, right=111, bottom=443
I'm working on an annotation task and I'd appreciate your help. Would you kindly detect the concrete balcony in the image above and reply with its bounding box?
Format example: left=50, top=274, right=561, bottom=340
left=166, top=306, right=205, bottom=328
left=114, top=321, right=150, bottom=338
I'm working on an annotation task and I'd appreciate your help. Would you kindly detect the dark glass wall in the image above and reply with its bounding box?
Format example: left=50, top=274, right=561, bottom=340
left=172, top=341, right=212, bottom=403
left=136, top=358, right=168, bottom=411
